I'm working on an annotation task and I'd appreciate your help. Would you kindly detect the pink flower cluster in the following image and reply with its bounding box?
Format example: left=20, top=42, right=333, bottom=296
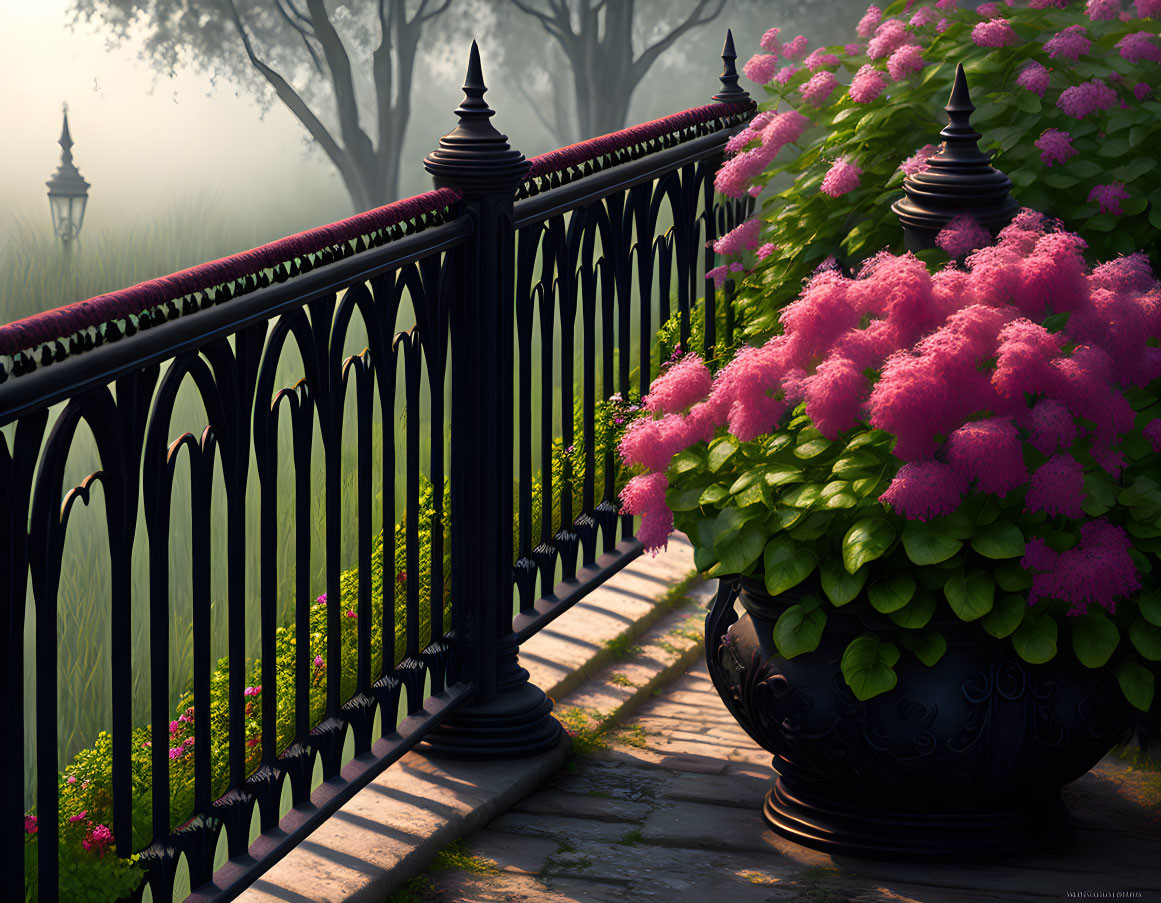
left=1118, top=31, right=1161, bottom=64
left=1022, top=519, right=1141, bottom=615
left=900, top=144, right=939, bottom=175
left=972, top=18, right=1020, bottom=48
left=910, top=6, right=939, bottom=26
left=1057, top=79, right=1118, bottom=118
left=714, top=110, right=810, bottom=197
left=1086, top=0, right=1122, bottom=18
left=1088, top=182, right=1131, bottom=214
left=1139, top=0, right=1161, bottom=17
left=936, top=215, right=992, bottom=258
left=713, top=217, right=762, bottom=256
left=82, top=824, right=114, bottom=857
left=868, top=18, right=913, bottom=59
left=1017, top=61, right=1052, bottom=97
left=850, top=65, right=887, bottom=102
left=821, top=156, right=863, bottom=197
left=801, top=70, right=839, bottom=107
left=857, top=5, right=883, bottom=38
left=1034, top=128, right=1077, bottom=166
left=1044, top=25, right=1092, bottom=63
left=743, top=54, right=779, bottom=85
left=804, top=48, right=841, bottom=70
left=888, top=43, right=926, bottom=80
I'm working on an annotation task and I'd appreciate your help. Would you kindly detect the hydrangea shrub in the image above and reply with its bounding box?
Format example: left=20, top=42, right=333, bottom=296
left=715, top=0, right=1161, bottom=341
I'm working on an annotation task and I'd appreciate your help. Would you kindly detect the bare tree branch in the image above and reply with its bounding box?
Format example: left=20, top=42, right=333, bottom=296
left=417, top=0, right=453, bottom=25
left=632, top=0, right=726, bottom=80
left=509, top=0, right=572, bottom=44
left=373, top=0, right=395, bottom=160
left=273, top=0, right=323, bottom=74
left=282, top=0, right=312, bottom=25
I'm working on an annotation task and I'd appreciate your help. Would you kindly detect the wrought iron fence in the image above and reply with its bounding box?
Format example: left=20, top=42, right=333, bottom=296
left=0, top=32, right=754, bottom=903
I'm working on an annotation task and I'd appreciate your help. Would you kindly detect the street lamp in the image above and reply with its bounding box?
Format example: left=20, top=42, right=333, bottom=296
left=46, top=102, right=90, bottom=246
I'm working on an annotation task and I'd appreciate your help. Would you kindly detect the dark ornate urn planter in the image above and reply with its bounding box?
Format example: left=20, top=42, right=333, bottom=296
left=705, top=573, right=1135, bottom=861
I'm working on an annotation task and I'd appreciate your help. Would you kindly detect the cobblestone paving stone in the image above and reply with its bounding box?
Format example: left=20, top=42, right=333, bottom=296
left=411, top=662, right=1161, bottom=903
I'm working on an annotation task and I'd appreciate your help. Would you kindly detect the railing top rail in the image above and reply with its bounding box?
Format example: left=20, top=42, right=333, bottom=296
left=518, top=100, right=754, bottom=197
left=0, top=186, right=463, bottom=370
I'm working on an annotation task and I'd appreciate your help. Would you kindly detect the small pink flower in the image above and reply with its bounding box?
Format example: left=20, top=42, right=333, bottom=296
left=1118, top=31, right=1161, bottom=64
left=972, top=18, right=1019, bottom=48
left=977, top=1, right=1001, bottom=15
left=82, top=824, right=114, bottom=857
left=247, top=737, right=260, bottom=748
left=1030, top=0, right=1069, bottom=7
left=747, top=184, right=763, bottom=197
left=345, top=610, right=357, bottom=618
left=1058, top=80, right=1118, bottom=119
left=1034, top=129, right=1077, bottom=166
left=936, top=16, right=951, bottom=32
left=397, top=569, right=407, bottom=582
left=1017, top=61, right=1051, bottom=97
left=760, top=27, right=781, bottom=53
left=1137, top=0, right=1161, bottom=15
left=24, top=815, right=37, bottom=835
left=244, top=685, right=262, bottom=696
left=774, top=64, right=800, bottom=85
left=1044, top=25, right=1092, bottom=64
left=801, top=70, right=839, bottom=107
left=169, top=746, right=185, bottom=760
left=757, top=242, right=779, bottom=260
left=845, top=42, right=863, bottom=56
left=66, top=775, right=77, bottom=784
left=900, top=144, right=939, bottom=176
left=887, top=43, right=926, bottom=81
left=910, top=6, right=938, bottom=26
left=1086, top=0, right=1121, bottom=18
left=868, top=19, right=910, bottom=59
left=706, top=265, right=729, bottom=289
left=1088, top=182, right=1130, bottom=215
left=69, top=811, right=88, bottom=823
left=316, top=593, right=327, bottom=606
left=713, top=218, right=762, bottom=256
left=1025, top=454, right=1085, bottom=519
left=804, top=48, right=841, bottom=70
left=781, top=35, right=809, bottom=61
left=936, top=0, right=957, bottom=9
left=857, top=5, right=883, bottom=38
left=879, top=460, right=968, bottom=521
left=850, top=65, right=887, bottom=102
left=1134, top=82, right=1152, bottom=101
left=821, top=156, right=863, bottom=197
left=936, top=215, right=992, bottom=258
left=313, top=654, right=324, bottom=668
left=743, top=54, right=779, bottom=85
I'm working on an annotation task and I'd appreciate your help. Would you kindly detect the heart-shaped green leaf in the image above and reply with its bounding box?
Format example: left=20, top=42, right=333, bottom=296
left=831, top=450, right=881, bottom=477
left=868, top=572, right=916, bottom=614
left=699, top=483, right=728, bottom=506
left=693, top=544, right=717, bottom=573
left=981, top=593, right=1026, bottom=639
left=944, top=570, right=995, bottom=622
left=971, top=521, right=1025, bottom=559
left=1130, top=618, right=1161, bottom=661
left=902, top=520, right=962, bottom=565
left=666, top=485, right=704, bottom=512
left=716, top=524, right=767, bottom=575
left=1116, top=659, right=1156, bottom=711
left=763, top=536, right=817, bottom=596
left=995, top=559, right=1033, bottom=592
left=671, top=449, right=703, bottom=475
left=773, top=599, right=826, bottom=659
left=781, top=483, right=821, bottom=508
left=729, top=471, right=761, bottom=494
left=842, top=518, right=896, bottom=574
left=735, top=480, right=771, bottom=509
left=901, top=630, right=947, bottom=667
left=1139, top=590, right=1161, bottom=627
left=888, top=590, right=937, bottom=629
left=841, top=635, right=900, bottom=701
left=1012, top=613, right=1058, bottom=664
left=764, top=465, right=804, bottom=487
left=820, top=556, right=868, bottom=607
left=1071, top=613, right=1120, bottom=668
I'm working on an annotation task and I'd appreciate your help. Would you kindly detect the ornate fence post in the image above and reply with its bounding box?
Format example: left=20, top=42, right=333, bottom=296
left=420, top=42, right=563, bottom=758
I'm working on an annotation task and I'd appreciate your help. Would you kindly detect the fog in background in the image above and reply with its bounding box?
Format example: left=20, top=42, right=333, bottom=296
left=0, top=0, right=871, bottom=296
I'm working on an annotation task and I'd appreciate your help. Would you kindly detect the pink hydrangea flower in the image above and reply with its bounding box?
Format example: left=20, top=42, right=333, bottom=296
left=1025, top=453, right=1086, bottom=518
left=803, top=356, right=871, bottom=438
left=1136, top=0, right=1161, bottom=14
left=1118, top=31, right=1161, bottom=63
left=1145, top=419, right=1161, bottom=451
left=857, top=5, right=883, bottom=38
left=1027, top=399, right=1078, bottom=455
left=744, top=54, right=779, bottom=85
left=645, top=354, right=712, bottom=416
left=757, top=242, right=779, bottom=259
left=1134, top=82, right=1152, bottom=101
left=1088, top=182, right=1130, bottom=214
left=879, top=460, right=968, bottom=521
left=804, top=49, right=841, bottom=70
left=936, top=0, right=957, bottom=9
left=244, top=685, right=261, bottom=696
left=888, top=43, right=926, bottom=80
left=313, top=654, right=324, bottom=668
left=1044, top=25, right=1092, bottom=63
left=619, top=413, right=693, bottom=472
left=936, top=16, right=952, bottom=32
left=760, top=28, right=781, bottom=53
left=801, top=70, right=839, bottom=106
left=821, top=156, right=863, bottom=197
left=977, top=1, right=1001, bottom=15
left=1034, top=129, right=1077, bottom=166
left=972, top=18, right=1020, bottom=48
left=850, top=65, right=887, bottom=102
left=1086, top=0, right=1121, bottom=17
left=774, top=64, right=800, bottom=84
left=706, top=265, right=729, bottom=289
left=24, top=816, right=37, bottom=835
left=82, top=824, right=114, bottom=857
left=910, top=6, right=939, bottom=26
left=900, top=144, right=939, bottom=175
left=936, top=215, right=992, bottom=258
left=782, top=35, right=809, bottom=60
left=713, top=217, right=762, bottom=256
left=945, top=417, right=1028, bottom=496
left=868, top=19, right=911, bottom=59
left=1017, top=61, right=1051, bottom=97
left=724, top=127, right=758, bottom=156
left=1057, top=79, right=1118, bottom=118
left=845, top=42, right=864, bottom=55
left=1030, top=0, right=1069, bottom=7
left=1022, top=519, right=1140, bottom=616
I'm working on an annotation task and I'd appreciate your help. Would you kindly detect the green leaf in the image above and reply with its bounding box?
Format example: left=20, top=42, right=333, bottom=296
left=1014, top=90, right=1040, bottom=114
left=693, top=544, right=717, bottom=573
left=666, top=485, right=705, bottom=512
left=902, top=520, right=962, bottom=565
left=781, top=482, right=821, bottom=508
left=717, top=524, right=767, bottom=574
left=901, top=630, right=947, bottom=667
left=728, top=471, right=761, bottom=494
left=772, top=505, right=806, bottom=530
left=868, top=572, right=916, bottom=614
left=981, top=593, right=1026, bottom=639
left=708, top=435, right=739, bottom=473
left=831, top=450, right=881, bottom=477
left=773, top=600, right=826, bottom=659
left=820, top=556, right=868, bottom=607
left=842, top=518, right=896, bottom=573
left=671, top=449, right=703, bottom=475
left=1138, top=590, right=1161, bottom=627
left=794, top=434, right=832, bottom=459
left=1072, top=613, right=1120, bottom=668
left=788, top=512, right=832, bottom=541
left=841, top=635, right=900, bottom=701
left=1112, top=157, right=1157, bottom=184
left=699, top=483, right=728, bottom=506
left=970, top=520, right=1025, bottom=559
left=1012, top=612, right=1058, bottom=664
left=736, top=480, right=771, bottom=509
left=1130, top=618, right=1161, bottom=661
left=763, top=536, right=817, bottom=596
left=888, top=590, right=937, bottom=629
left=764, top=464, right=805, bottom=487
left=996, top=560, right=1034, bottom=593
left=1116, top=659, right=1156, bottom=712
left=944, top=569, right=995, bottom=622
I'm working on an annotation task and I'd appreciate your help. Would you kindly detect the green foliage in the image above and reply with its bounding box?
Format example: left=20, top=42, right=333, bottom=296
left=728, top=0, right=1161, bottom=343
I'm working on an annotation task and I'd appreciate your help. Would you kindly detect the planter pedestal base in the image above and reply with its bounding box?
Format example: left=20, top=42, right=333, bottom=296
left=763, top=775, right=1071, bottom=861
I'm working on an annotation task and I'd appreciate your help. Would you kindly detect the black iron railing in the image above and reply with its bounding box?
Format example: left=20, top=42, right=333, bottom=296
left=0, top=32, right=754, bottom=903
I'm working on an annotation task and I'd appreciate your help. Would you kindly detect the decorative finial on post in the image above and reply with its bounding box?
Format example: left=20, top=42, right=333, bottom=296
left=892, top=64, right=1020, bottom=252
left=424, top=40, right=529, bottom=190
left=47, top=102, right=90, bottom=244
left=712, top=29, right=751, bottom=104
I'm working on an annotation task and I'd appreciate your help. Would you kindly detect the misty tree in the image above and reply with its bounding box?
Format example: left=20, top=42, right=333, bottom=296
left=503, top=0, right=729, bottom=145
left=69, top=0, right=462, bottom=212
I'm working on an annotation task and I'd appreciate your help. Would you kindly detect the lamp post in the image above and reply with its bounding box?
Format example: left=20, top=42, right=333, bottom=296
left=46, top=102, right=90, bottom=249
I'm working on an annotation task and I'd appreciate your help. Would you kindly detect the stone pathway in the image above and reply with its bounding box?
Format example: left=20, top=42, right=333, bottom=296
left=408, top=661, right=1161, bottom=903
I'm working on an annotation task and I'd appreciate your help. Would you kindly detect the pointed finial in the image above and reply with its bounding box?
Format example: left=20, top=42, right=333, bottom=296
left=892, top=63, right=1019, bottom=252
left=425, top=41, right=528, bottom=191
left=59, top=105, right=74, bottom=157
left=712, top=29, right=751, bottom=104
